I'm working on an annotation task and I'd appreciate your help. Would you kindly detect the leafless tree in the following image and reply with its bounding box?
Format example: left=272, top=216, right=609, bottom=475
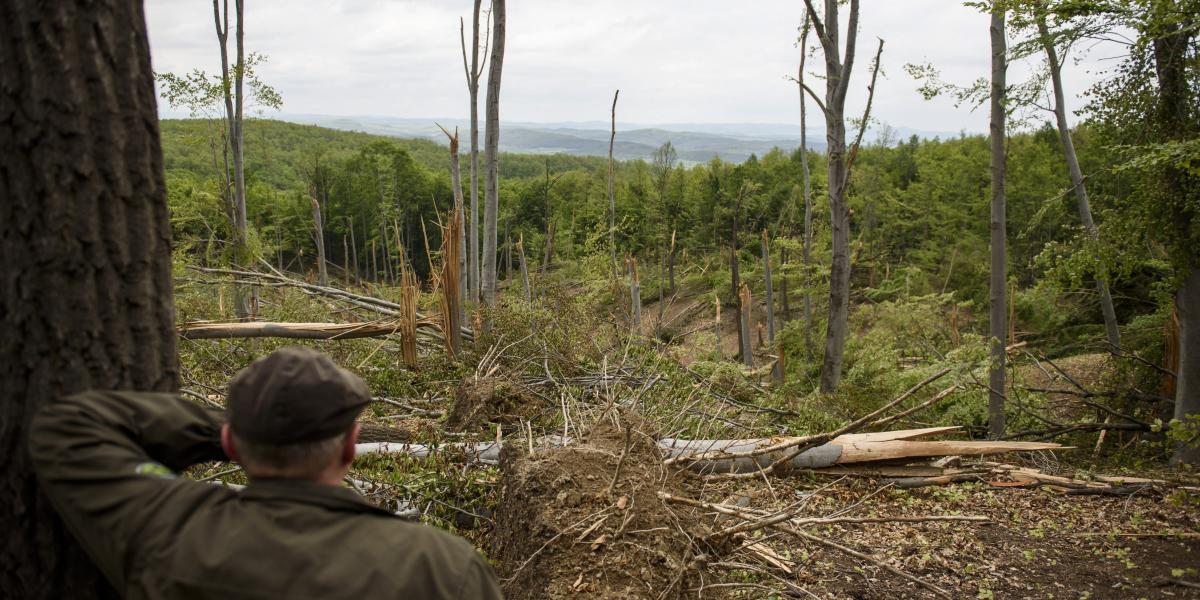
left=480, top=0, right=505, bottom=309
left=460, top=1, right=490, bottom=303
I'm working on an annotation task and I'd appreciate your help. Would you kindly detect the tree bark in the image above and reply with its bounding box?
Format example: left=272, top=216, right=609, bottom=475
left=608, top=90, right=620, bottom=278
left=804, top=0, right=860, bottom=394
left=988, top=7, right=1008, bottom=438
left=309, top=185, right=328, bottom=287
left=481, top=0, right=505, bottom=309
left=1174, top=267, right=1200, bottom=465
left=213, top=0, right=252, bottom=318
left=740, top=284, right=754, bottom=368
left=763, top=230, right=780, bottom=382
left=0, top=2, right=177, bottom=595
left=797, top=12, right=815, bottom=360
left=1036, top=13, right=1121, bottom=352
left=441, top=127, right=468, bottom=319
left=517, top=234, right=531, bottom=304
left=349, top=218, right=360, bottom=286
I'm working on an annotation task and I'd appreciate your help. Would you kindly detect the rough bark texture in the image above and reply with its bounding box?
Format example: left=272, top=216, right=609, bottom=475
left=213, top=0, right=251, bottom=318
left=0, top=1, right=178, bottom=596
left=1037, top=14, right=1121, bottom=352
left=481, top=0, right=505, bottom=309
left=806, top=0, right=859, bottom=394
left=1174, top=267, right=1200, bottom=465
left=988, top=8, right=1008, bottom=438
left=739, top=284, right=754, bottom=368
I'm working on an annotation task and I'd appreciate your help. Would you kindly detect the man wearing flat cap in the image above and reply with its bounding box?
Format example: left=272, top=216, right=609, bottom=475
left=29, top=346, right=503, bottom=599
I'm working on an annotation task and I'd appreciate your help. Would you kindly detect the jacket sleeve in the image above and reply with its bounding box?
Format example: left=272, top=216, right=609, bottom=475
left=28, top=390, right=230, bottom=591
left=458, top=555, right=506, bottom=600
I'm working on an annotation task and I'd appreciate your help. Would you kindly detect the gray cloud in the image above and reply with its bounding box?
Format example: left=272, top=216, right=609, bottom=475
left=147, top=0, right=1125, bottom=133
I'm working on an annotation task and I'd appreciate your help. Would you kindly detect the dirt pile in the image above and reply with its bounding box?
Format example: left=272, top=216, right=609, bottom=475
left=490, top=413, right=721, bottom=599
left=446, top=377, right=545, bottom=432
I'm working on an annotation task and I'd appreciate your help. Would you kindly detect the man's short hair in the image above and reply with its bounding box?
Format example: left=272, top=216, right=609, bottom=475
left=233, top=431, right=347, bottom=480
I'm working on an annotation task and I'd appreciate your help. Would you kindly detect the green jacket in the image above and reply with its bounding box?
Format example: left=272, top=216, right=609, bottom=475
left=29, top=390, right=503, bottom=600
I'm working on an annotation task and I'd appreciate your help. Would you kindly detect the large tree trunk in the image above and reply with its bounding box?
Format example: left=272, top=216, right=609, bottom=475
left=0, top=2, right=178, bottom=596
left=988, top=7, right=1008, bottom=438
left=480, top=0, right=505, bottom=309
left=1036, top=14, right=1121, bottom=352
left=1174, top=266, right=1200, bottom=465
left=811, top=0, right=860, bottom=394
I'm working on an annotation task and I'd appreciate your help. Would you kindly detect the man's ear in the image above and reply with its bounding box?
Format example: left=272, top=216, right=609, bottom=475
left=340, top=423, right=359, bottom=467
left=220, top=424, right=242, bottom=463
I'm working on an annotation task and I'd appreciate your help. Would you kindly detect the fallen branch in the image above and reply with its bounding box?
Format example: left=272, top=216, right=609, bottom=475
left=659, top=491, right=954, bottom=599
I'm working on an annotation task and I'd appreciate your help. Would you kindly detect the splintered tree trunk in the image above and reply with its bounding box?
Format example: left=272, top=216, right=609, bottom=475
left=988, top=7, right=1008, bottom=438
left=481, top=0, right=505, bottom=309
left=0, top=2, right=178, bottom=596
left=731, top=187, right=745, bottom=362
left=763, top=230, right=780, bottom=382
left=740, top=284, right=754, bottom=368
left=343, top=235, right=350, bottom=286
left=608, top=90, right=620, bottom=278
left=349, top=218, right=359, bottom=286
left=309, top=186, right=328, bottom=287
left=441, top=127, right=468, bottom=316
left=630, top=257, right=641, bottom=334
left=1036, top=15, right=1121, bottom=353
left=517, top=234, right=531, bottom=304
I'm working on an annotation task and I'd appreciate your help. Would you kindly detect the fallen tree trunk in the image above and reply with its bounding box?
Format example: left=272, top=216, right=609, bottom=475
left=354, top=428, right=1067, bottom=473
left=179, top=318, right=441, bottom=341
left=185, top=265, right=475, bottom=340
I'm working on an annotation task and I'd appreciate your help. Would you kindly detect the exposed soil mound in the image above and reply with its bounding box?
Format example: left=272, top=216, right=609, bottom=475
left=446, top=378, right=545, bottom=432
left=491, top=414, right=721, bottom=599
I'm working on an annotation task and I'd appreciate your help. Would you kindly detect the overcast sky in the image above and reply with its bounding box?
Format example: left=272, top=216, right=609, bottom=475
left=145, top=0, right=1127, bottom=133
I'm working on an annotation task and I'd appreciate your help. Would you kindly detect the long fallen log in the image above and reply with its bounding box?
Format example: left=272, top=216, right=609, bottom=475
left=354, top=428, right=1068, bottom=473
left=185, top=265, right=475, bottom=340
left=179, top=319, right=438, bottom=341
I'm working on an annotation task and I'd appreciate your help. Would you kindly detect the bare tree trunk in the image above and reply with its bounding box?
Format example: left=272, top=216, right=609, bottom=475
left=541, top=219, right=555, bottom=275
left=668, top=229, right=677, bottom=292
left=343, top=234, right=350, bottom=287
left=797, top=12, right=815, bottom=360
left=731, top=186, right=745, bottom=362
left=802, top=0, right=861, bottom=394
left=460, top=1, right=487, bottom=303
left=0, top=2, right=178, bottom=594
left=763, top=230, right=780, bottom=382
left=1036, top=14, right=1121, bottom=353
left=370, top=239, right=378, bottom=284
left=481, top=0, right=505, bottom=309
left=517, top=234, right=530, bottom=304
left=309, top=185, right=328, bottom=287
left=440, top=203, right=464, bottom=357
left=607, top=89, right=620, bottom=278
left=1174, top=267, right=1200, bottom=465
left=988, top=7, right=1008, bottom=439
left=630, top=257, right=641, bottom=334
left=349, top=218, right=359, bottom=286
left=780, top=246, right=791, bottom=321
left=739, top=284, right=754, bottom=368
left=213, top=0, right=251, bottom=317
left=504, top=221, right=512, bottom=280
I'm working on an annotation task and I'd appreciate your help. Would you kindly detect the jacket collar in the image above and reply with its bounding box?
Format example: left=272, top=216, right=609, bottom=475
left=241, top=478, right=396, bottom=518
